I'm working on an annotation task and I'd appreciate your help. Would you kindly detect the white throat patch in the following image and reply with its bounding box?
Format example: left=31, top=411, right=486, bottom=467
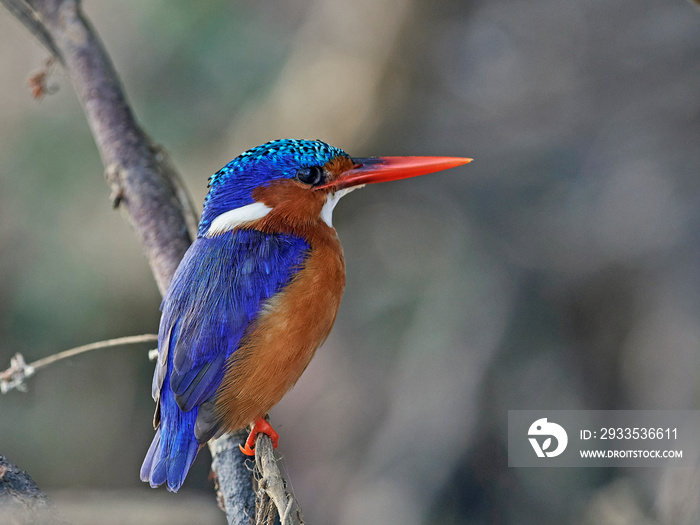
left=205, top=201, right=272, bottom=237
left=320, top=187, right=361, bottom=228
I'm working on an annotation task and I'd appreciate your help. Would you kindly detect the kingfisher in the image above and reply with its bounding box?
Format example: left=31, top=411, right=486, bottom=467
left=140, top=139, right=470, bottom=491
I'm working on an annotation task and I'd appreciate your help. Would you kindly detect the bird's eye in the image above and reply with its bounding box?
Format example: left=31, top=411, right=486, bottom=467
left=295, top=166, right=325, bottom=186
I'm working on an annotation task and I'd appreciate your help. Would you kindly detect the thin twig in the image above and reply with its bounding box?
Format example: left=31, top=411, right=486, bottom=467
left=27, top=56, right=59, bottom=99
left=254, top=433, right=304, bottom=525
left=0, top=0, right=64, bottom=63
left=0, top=334, right=158, bottom=393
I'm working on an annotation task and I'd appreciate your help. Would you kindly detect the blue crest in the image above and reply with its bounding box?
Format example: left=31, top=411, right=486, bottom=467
left=198, top=139, right=350, bottom=237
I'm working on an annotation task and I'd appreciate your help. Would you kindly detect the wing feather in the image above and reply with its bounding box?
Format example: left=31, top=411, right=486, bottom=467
left=152, top=229, right=309, bottom=431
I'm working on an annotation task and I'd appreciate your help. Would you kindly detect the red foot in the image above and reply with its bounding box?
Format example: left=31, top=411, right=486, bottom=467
left=239, top=418, right=280, bottom=456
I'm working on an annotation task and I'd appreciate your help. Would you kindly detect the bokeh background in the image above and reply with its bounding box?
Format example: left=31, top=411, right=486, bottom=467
left=2, top=1, right=700, bottom=524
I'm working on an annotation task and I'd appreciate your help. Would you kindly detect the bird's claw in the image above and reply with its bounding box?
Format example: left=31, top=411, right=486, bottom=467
left=239, top=442, right=256, bottom=456
left=239, top=417, right=280, bottom=456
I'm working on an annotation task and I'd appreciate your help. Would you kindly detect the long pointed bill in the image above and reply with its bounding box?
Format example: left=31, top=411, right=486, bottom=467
left=318, top=156, right=472, bottom=190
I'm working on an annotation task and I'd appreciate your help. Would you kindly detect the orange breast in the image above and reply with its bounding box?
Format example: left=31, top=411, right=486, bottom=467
left=214, top=221, right=346, bottom=431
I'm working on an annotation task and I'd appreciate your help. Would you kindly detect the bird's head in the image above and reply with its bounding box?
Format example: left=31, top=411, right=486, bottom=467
left=199, top=139, right=470, bottom=238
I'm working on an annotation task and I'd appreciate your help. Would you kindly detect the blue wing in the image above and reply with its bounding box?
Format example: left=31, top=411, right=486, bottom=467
left=141, top=229, right=309, bottom=491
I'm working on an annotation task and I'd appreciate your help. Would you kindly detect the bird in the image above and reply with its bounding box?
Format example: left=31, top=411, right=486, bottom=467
left=140, top=139, right=470, bottom=491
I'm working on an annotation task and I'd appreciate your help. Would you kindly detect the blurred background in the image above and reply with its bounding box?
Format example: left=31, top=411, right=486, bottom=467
left=1, top=0, right=700, bottom=523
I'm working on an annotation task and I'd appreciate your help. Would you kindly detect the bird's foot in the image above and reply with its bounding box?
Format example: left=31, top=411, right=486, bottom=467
left=239, top=418, right=279, bottom=456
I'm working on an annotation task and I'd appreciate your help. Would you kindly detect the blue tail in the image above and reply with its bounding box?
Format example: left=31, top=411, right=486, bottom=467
left=140, top=397, right=200, bottom=492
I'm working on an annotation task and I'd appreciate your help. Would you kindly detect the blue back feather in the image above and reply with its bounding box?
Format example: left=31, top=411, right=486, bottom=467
left=164, top=230, right=309, bottom=408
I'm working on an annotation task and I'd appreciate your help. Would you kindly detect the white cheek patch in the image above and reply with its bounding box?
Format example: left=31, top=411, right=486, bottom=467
left=205, top=201, right=272, bottom=237
left=320, top=186, right=362, bottom=228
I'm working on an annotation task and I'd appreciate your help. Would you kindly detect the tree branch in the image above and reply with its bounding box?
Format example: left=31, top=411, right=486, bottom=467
left=23, top=0, right=198, bottom=295
left=209, top=427, right=303, bottom=525
left=208, top=432, right=256, bottom=525
left=0, top=455, right=61, bottom=524
left=2, top=0, right=299, bottom=522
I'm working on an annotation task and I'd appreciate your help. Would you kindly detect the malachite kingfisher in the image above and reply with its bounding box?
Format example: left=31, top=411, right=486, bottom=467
left=140, top=139, right=470, bottom=491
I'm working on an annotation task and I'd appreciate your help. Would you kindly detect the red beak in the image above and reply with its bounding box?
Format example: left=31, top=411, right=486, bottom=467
left=318, top=156, right=472, bottom=190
